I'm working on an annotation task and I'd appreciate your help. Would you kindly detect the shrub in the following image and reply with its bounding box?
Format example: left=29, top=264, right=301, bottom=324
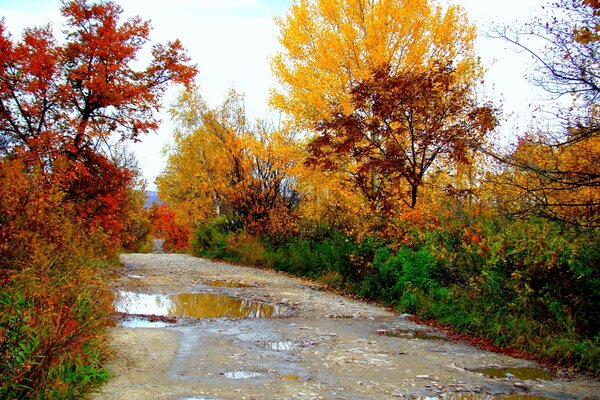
left=192, top=216, right=235, bottom=259
left=0, top=271, right=110, bottom=399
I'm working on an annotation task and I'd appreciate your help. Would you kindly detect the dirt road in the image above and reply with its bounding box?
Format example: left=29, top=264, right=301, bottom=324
left=92, top=253, right=599, bottom=400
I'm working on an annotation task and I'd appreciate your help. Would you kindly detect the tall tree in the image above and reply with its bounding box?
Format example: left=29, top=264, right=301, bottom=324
left=492, top=0, right=599, bottom=225
left=158, top=89, right=300, bottom=235
left=309, top=64, right=496, bottom=209
left=271, top=0, right=496, bottom=210
left=0, top=0, right=197, bottom=233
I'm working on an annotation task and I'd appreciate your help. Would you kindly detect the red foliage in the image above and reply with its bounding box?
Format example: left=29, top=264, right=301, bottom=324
left=0, top=0, right=197, bottom=250
left=150, top=204, right=190, bottom=251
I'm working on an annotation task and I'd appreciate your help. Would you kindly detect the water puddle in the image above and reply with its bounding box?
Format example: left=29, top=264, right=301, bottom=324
left=120, top=316, right=173, bottom=328
left=179, top=397, right=216, bottom=400
left=223, top=371, right=264, bottom=379
left=279, top=374, right=301, bottom=380
left=207, top=280, right=252, bottom=288
left=376, top=328, right=449, bottom=341
left=471, top=367, right=553, bottom=380
left=114, top=291, right=281, bottom=319
left=266, top=341, right=294, bottom=351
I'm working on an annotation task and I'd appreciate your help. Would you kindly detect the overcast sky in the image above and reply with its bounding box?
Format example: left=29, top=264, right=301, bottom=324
left=0, top=0, right=548, bottom=190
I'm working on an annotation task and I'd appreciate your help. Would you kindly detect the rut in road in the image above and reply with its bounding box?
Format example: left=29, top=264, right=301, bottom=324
left=93, top=253, right=600, bottom=400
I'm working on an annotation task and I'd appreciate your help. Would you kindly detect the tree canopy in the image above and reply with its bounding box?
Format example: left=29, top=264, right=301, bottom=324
left=271, top=0, right=496, bottom=210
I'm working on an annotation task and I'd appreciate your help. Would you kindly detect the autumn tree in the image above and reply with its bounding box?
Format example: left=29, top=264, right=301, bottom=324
left=158, top=88, right=299, bottom=236
left=271, top=0, right=496, bottom=211
left=491, top=0, right=599, bottom=225
left=309, top=64, right=496, bottom=210
left=0, top=0, right=196, bottom=237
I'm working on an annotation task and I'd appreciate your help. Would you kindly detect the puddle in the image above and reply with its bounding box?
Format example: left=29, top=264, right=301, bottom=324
left=207, top=280, right=252, bottom=288
left=223, top=371, right=264, bottom=379
left=280, top=374, right=301, bottom=380
left=114, top=291, right=281, bottom=319
left=266, top=341, right=294, bottom=351
left=179, top=398, right=216, bottom=400
left=119, top=316, right=173, bottom=328
left=376, top=328, right=449, bottom=341
left=471, top=367, right=553, bottom=380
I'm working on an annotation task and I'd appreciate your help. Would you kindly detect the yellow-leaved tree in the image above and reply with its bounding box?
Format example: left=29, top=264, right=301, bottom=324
left=157, top=88, right=300, bottom=236
left=271, top=0, right=497, bottom=213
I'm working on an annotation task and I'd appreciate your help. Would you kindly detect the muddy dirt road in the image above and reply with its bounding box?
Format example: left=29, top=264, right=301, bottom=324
left=93, top=253, right=599, bottom=400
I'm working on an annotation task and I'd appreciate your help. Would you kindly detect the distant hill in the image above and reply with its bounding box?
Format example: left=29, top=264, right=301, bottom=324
left=144, top=191, right=163, bottom=208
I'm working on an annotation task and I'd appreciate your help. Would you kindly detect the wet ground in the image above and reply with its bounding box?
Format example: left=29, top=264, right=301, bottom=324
left=93, top=253, right=600, bottom=400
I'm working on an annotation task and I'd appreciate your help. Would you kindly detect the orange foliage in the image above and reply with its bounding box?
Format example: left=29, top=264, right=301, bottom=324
left=149, top=204, right=191, bottom=252
left=159, top=89, right=300, bottom=237
left=0, top=0, right=196, bottom=252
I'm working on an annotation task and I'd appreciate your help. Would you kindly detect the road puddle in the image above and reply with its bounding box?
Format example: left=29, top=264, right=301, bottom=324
left=223, top=371, right=264, bottom=379
left=179, top=397, right=216, bottom=400
left=120, top=316, right=173, bottom=328
left=471, top=367, right=553, bottom=380
left=114, top=291, right=281, bottom=319
left=266, top=341, right=294, bottom=351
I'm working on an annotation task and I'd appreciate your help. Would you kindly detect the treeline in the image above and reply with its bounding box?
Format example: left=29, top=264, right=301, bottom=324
left=0, top=0, right=195, bottom=397
left=158, top=0, right=599, bottom=374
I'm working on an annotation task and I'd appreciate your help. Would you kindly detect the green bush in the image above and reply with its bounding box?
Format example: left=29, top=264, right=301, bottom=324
left=359, top=246, right=438, bottom=305
left=192, top=216, right=233, bottom=259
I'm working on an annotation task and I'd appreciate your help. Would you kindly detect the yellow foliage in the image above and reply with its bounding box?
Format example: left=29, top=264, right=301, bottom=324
left=271, top=0, right=478, bottom=128
left=158, top=88, right=301, bottom=234
left=490, top=134, right=600, bottom=225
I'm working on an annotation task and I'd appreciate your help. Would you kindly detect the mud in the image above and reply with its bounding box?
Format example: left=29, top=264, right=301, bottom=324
left=93, top=253, right=600, bottom=400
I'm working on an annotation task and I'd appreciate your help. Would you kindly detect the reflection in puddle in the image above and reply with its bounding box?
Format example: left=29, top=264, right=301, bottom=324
left=114, top=291, right=281, bottom=319
left=207, top=280, right=252, bottom=288
left=280, top=374, right=301, bottom=380
left=471, top=367, right=553, bottom=380
left=223, top=371, right=264, bottom=379
left=267, top=341, right=294, bottom=351
left=179, top=398, right=215, bottom=400
left=120, top=316, right=172, bottom=328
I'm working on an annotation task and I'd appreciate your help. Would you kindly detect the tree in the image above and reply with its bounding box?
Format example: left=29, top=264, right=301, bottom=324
left=497, top=0, right=598, bottom=145
left=491, top=0, right=599, bottom=225
left=158, top=88, right=300, bottom=235
left=0, top=0, right=196, bottom=234
left=271, top=0, right=496, bottom=210
left=309, top=64, right=496, bottom=209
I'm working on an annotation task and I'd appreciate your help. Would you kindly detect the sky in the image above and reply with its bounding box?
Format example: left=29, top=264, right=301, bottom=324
left=0, top=0, right=548, bottom=190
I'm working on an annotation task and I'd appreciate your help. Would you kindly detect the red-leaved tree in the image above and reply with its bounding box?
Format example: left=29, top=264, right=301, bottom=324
left=0, top=0, right=197, bottom=241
